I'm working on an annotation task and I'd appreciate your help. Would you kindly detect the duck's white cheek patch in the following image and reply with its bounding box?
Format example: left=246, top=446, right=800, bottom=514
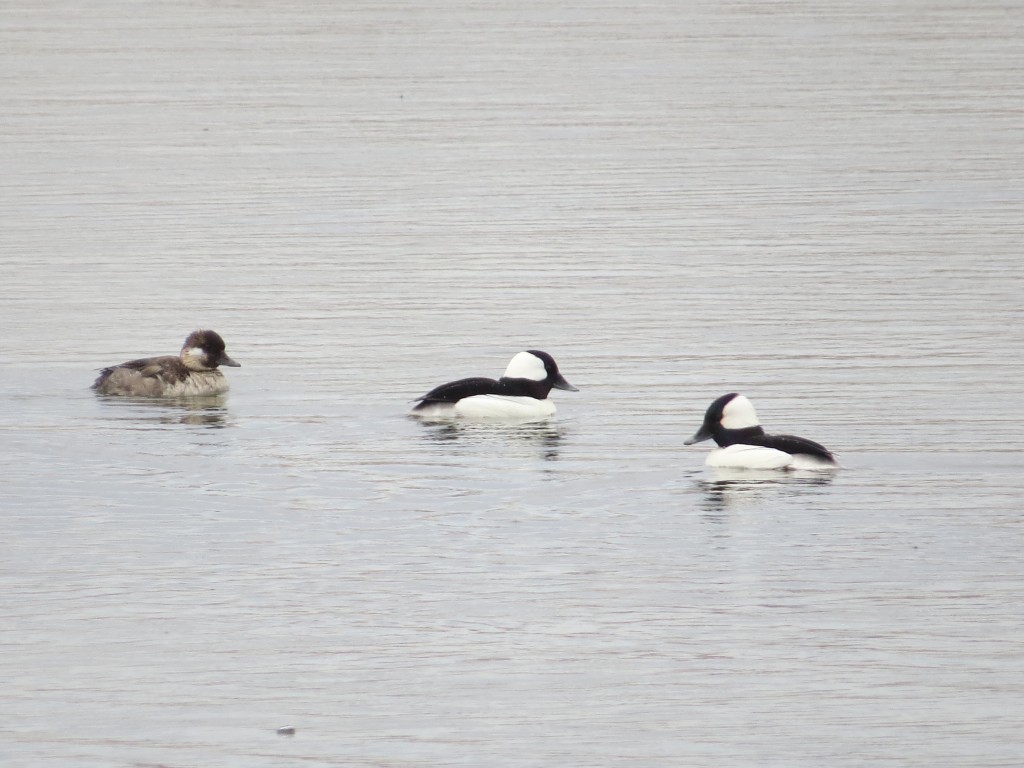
left=721, top=395, right=760, bottom=429
left=503, top=352, right=546, bottom=381
left=181, top=347, right=208, bottom=369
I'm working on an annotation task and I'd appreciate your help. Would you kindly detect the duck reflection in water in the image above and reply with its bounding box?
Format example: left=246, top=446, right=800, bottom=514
left=418, top=420, right=565, bottom=461
left=97, top=394, right=231, bottom=429
left=697, top=468, right=835, bottom=512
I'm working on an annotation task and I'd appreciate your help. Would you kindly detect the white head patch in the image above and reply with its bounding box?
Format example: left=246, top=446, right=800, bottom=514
left=503, top=351, right=547, bottom=381
left=182, top=346, right=209, bottom=371
left=721, top=394, right=760, bottom=430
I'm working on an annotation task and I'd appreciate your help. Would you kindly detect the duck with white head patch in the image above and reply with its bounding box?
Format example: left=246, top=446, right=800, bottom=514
left=685, top=393, right=838, bottom=470
left=411, top=350, right=578, bottom=421
left=92, top=329, right=241, bottom=397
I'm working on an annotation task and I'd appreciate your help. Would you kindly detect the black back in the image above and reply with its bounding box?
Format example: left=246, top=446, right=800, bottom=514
left=736, top=431, right=835, bottom=462
left=414, top=376, right=502, bottom=407
left=412, top=374, right=554, bottom=409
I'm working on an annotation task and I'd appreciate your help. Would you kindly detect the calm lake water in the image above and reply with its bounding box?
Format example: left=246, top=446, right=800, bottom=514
left=3, top=1, right=1023, bottom=766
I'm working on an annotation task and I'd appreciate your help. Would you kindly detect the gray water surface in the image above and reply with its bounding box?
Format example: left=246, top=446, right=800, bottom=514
left=3, top=2, right=1023, bottom=766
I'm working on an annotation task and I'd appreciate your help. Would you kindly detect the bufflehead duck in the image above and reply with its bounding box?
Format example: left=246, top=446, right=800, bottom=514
left=685, top=393, right=838, bottom=470
left=411, top=350, right=578, bottom=421
left=92, top=329, right=241, bottom=397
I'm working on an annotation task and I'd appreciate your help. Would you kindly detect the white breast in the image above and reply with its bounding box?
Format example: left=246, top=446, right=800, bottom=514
left=705, top=444, right=794, bottom=470
left=453, top=394, right=556, bottom=422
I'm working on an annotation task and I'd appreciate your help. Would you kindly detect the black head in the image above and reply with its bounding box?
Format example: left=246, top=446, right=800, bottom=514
left=524, top=349, right=578, bottom=392
left=685, top=393, right=762, bottom=446
left=497, top=350, right=578, bottom=399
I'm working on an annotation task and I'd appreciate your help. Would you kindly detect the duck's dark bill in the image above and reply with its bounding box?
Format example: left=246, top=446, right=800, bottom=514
left=552, top=375, right=578, bottom=392
left=684, top=426, right=713, bottom=445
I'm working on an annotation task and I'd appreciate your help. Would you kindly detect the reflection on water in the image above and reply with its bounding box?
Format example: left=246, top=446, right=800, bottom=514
left=415, top=418, right=565, bottom=461
left=94, top=395, right=232, bottom=429
left=696, top=468, right=836, bottom=512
